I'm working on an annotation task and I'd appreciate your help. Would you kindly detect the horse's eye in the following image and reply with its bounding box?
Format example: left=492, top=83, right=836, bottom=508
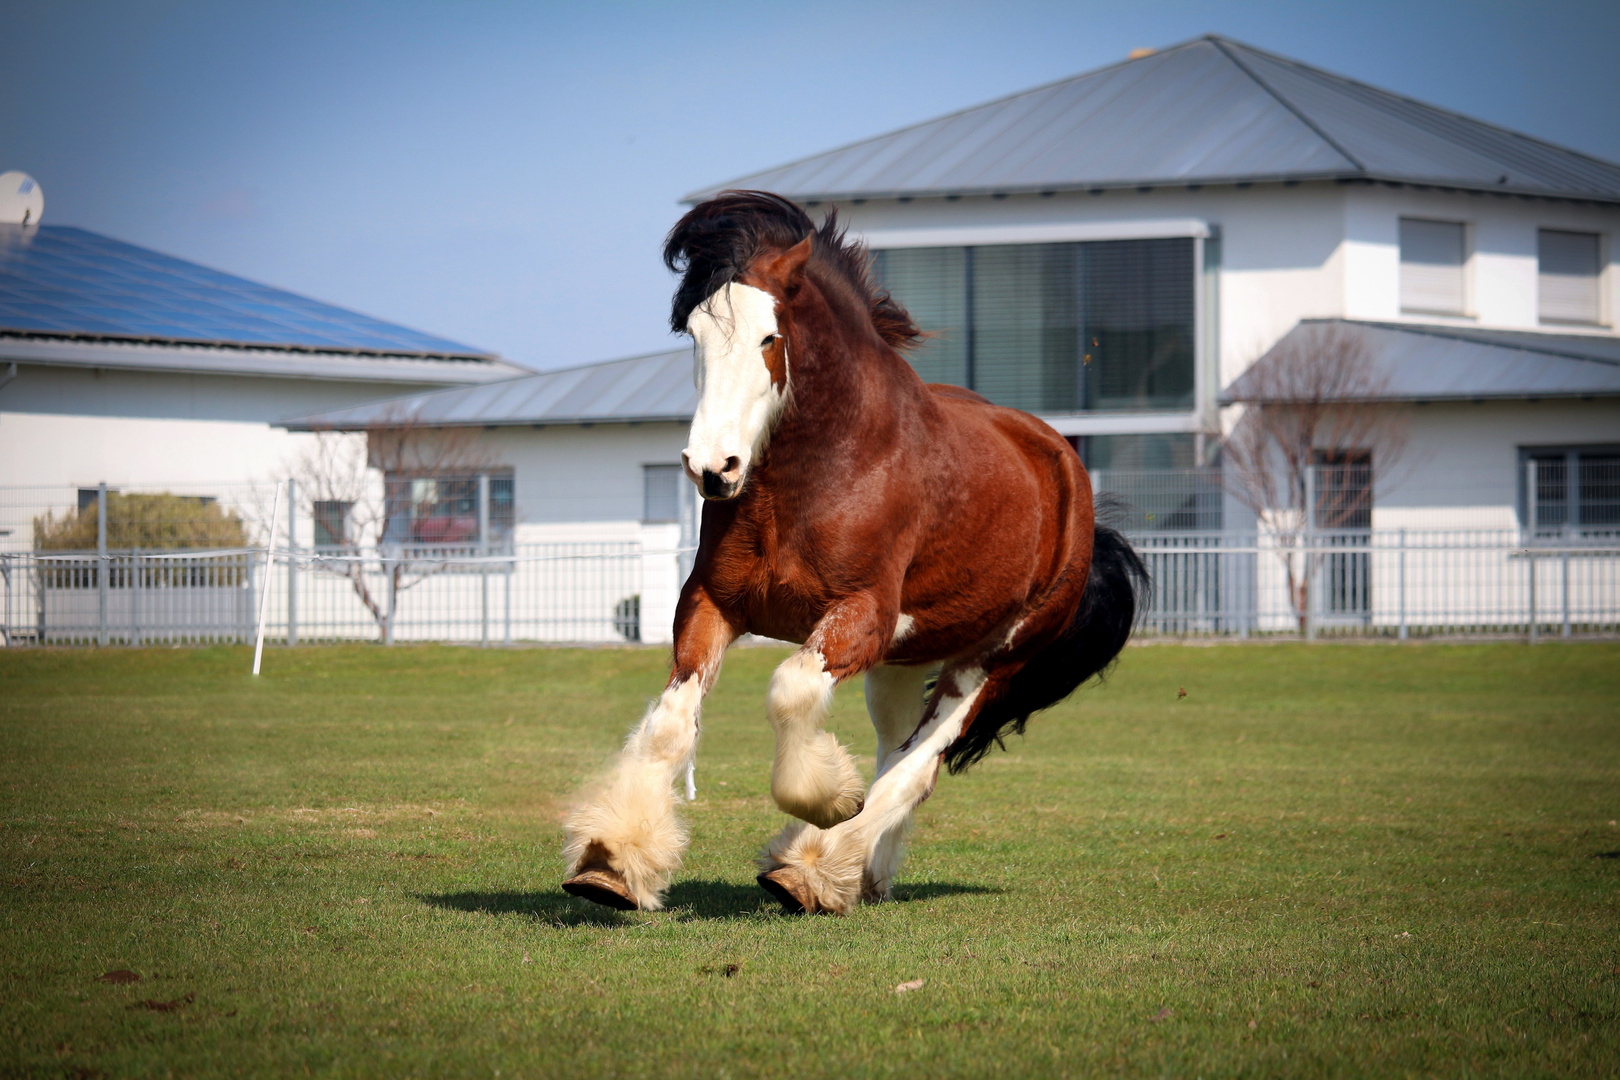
left=761, top=334, right=777, bottom=348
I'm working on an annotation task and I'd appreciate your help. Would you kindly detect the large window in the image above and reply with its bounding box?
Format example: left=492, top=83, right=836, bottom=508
left=1538, top=229, right=1603, bottom=325
left=1524, top=446, right=1620, bottom=535
left=1399, top=218, right=1467, bottom=316
left=870, top=237, right=1196, bottom=414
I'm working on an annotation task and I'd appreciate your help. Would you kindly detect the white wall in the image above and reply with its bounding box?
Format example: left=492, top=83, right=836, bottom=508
left=478, top=422, right=689, bottom=525
left=0, top=363, right=479, bottom=491
left=1374, top=399, right=1620, bottom=529
left=1341, top=185, right=1620, bottom=332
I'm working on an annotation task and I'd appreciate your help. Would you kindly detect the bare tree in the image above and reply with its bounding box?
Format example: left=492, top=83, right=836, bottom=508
left=1221, top=323, right=1407, bottom=631
left=286, top=407, right=503, bottom=641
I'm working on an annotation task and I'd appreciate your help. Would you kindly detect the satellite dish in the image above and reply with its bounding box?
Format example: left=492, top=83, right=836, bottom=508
left=0, top=172, right=44, bottom=227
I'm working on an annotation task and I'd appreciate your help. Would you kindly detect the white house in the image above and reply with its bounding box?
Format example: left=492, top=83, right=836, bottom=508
left=0, top=209, right=526, bottom=552
left=294, top=36, right=1620, bottom=637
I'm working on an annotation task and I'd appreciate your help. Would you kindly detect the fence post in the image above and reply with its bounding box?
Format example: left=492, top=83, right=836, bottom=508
left=478, top=473, right=490, bottom=647
left=1561, top=525, right=1571, bottom=639
left=385, top=556, right=396, bottom=646
left=1526, top=458, right=1537, bottom=645
left=130, top=553, right=141, bottom=647
left=96, top=482, right=108, bottom=647
left=286, top=479, right=299, bottom=647
left=1397, top=528, right=1407, bottom=641
left=1303, top=466, right=1315, bottom=641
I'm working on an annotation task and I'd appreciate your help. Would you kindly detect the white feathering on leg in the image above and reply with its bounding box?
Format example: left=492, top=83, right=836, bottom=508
left=563, top=676, right=702, bottom=910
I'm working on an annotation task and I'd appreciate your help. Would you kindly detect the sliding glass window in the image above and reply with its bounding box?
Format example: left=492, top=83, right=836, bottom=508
left=870, top=237, right=1195, bottom=414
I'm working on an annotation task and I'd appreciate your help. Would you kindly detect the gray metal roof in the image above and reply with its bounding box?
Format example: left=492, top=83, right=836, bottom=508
left=281, top=346, right=696, bottom=430
left=1221, top=320, right=1620, bottom=404
left=688, top=36, right=1620, bottom=205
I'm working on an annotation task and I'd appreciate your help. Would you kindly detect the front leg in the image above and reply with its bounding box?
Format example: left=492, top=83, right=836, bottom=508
left=766, top=650, right=866, bottom=828
left=562, top=586, right=735, bottom=910
left=760, top=663, right=989, bottom=915
left=765, top=593, right=897, bottom=829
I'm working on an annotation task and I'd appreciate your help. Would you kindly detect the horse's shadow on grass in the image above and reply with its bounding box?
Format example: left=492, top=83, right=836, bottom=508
left=417, top=879, right=999, bottom=925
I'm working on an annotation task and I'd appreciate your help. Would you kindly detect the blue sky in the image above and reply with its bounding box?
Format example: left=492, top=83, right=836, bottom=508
left=3, top=1, right=1617, bottom=370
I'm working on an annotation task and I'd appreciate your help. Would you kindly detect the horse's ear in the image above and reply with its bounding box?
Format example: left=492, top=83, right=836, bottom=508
left=755, top=235, right=813, bottom=297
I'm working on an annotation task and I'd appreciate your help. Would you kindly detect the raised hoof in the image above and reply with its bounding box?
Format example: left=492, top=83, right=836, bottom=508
left=562, top=867, right=639, bottom=911
left=757, top=866, right=821, bottom=914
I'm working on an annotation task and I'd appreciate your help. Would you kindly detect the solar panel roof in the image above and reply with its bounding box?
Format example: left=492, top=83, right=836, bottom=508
left=0, top=224, right=491, bottom=357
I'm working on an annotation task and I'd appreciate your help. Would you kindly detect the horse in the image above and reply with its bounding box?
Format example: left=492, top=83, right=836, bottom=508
left=562, top=191, right=1147, bottom=915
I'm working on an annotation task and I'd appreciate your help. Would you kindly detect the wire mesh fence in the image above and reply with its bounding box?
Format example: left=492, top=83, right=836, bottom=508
left=3, top=473, right=1617, bottom=647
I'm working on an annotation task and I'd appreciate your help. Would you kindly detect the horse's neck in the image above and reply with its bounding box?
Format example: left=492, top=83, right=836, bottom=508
left=778, top=276, right=920, bottom=447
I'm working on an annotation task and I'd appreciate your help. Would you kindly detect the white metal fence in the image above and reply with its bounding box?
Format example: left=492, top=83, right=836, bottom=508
left=3, top=475, right=1617, bottom=646
left=5, top=529, right=1617, bottom=646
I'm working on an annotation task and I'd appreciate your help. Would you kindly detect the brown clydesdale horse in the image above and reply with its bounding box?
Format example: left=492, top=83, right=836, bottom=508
left=563, top=191, right=1147, bottom=914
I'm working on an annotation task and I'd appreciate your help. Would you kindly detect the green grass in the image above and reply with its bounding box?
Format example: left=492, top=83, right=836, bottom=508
left=1, top=642, right=1617, bottom=1078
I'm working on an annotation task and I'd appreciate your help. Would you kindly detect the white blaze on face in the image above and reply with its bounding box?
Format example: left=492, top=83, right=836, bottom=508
left=683, top=283, right=786, bottom=496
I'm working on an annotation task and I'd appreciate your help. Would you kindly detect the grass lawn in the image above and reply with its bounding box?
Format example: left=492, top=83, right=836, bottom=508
left=1, top=641, right=1617, bottom=1078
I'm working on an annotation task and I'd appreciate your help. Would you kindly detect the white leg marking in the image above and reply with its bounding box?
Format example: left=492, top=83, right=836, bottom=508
left=861, top=663, right=936, bottom=900
left=864, top=663, right=936, bottom=778
left=766, top=667, right=987, bottom=914
left=563, top=676, right=702, bottom=910
left=768, top=650, right=864, bottom=829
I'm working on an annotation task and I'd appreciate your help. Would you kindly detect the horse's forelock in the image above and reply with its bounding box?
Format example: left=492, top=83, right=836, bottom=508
left=665, top=191, right=921, bottom=350
left=664, top=192, right=813, bottom=334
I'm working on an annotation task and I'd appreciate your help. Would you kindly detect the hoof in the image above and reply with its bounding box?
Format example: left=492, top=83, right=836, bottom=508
left=562, top=843, right=639, bottom=910
left=757, top=866, right=821, bottom=914
left=563, top=867, right=639, bottom=910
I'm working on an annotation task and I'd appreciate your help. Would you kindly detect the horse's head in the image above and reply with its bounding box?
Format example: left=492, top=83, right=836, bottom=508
left=680, top=235, right=810, bottom=501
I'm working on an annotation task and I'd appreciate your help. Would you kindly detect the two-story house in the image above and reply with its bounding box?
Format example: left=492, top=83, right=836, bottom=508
left=289, top=36, right=1620, bottom=636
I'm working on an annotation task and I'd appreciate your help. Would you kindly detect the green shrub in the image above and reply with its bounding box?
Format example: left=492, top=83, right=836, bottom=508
left=34, top=492, right=250, bottom=551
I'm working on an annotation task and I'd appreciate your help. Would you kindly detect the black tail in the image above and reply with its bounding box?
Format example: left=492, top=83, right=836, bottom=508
left=943, top=525, right=1149, bottom=774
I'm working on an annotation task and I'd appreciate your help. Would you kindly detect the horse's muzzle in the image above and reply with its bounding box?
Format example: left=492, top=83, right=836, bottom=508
left=700, top=469, right=743, bottom=500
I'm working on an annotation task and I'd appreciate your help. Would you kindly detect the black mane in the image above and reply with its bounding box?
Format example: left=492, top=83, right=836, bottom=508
left=663, top=190, right=921, bottom=349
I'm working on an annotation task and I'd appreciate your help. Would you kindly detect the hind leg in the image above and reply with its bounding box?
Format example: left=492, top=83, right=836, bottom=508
left=861, top=663, right=936, bottom=901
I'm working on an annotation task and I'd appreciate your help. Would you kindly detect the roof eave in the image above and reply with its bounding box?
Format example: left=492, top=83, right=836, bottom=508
left=685, top=171, right=1620, bottom=207
left=279, top=412, right=694, bottom=432
left=1219, top=389, right=1620, bottom=406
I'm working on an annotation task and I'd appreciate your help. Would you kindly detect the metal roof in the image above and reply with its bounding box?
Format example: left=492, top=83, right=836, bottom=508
left=1221, top=320, right=1620, bottom=404
left=688, top=36, right=1620, bottom=205
left=0, top=224, right=496, bottom=358
left=281, top=347, right=696, bottom=430
left=0, top=333, right=527, bottom=386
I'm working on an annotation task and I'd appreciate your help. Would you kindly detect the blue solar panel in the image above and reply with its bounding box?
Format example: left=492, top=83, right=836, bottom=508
left=0, top=224, right=488, bottom=356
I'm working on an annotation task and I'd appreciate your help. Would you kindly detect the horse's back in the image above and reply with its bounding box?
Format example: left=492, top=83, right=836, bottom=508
left=904, top=386, right=1094, bottom=606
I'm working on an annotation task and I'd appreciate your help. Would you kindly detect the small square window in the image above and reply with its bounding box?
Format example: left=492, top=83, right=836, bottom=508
left=1400, top=218, right=1467, bottom=315
left=312, top=500, right=352, bottom=548
left=1538, top=229, right=1602, bottom=325
left=643, top=464, right=682, bottom=523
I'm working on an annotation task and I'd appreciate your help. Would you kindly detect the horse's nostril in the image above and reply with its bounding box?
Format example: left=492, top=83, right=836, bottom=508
left=723, top=456, right=741, bottom=476
left=701, top=470, right=733, bottom=500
